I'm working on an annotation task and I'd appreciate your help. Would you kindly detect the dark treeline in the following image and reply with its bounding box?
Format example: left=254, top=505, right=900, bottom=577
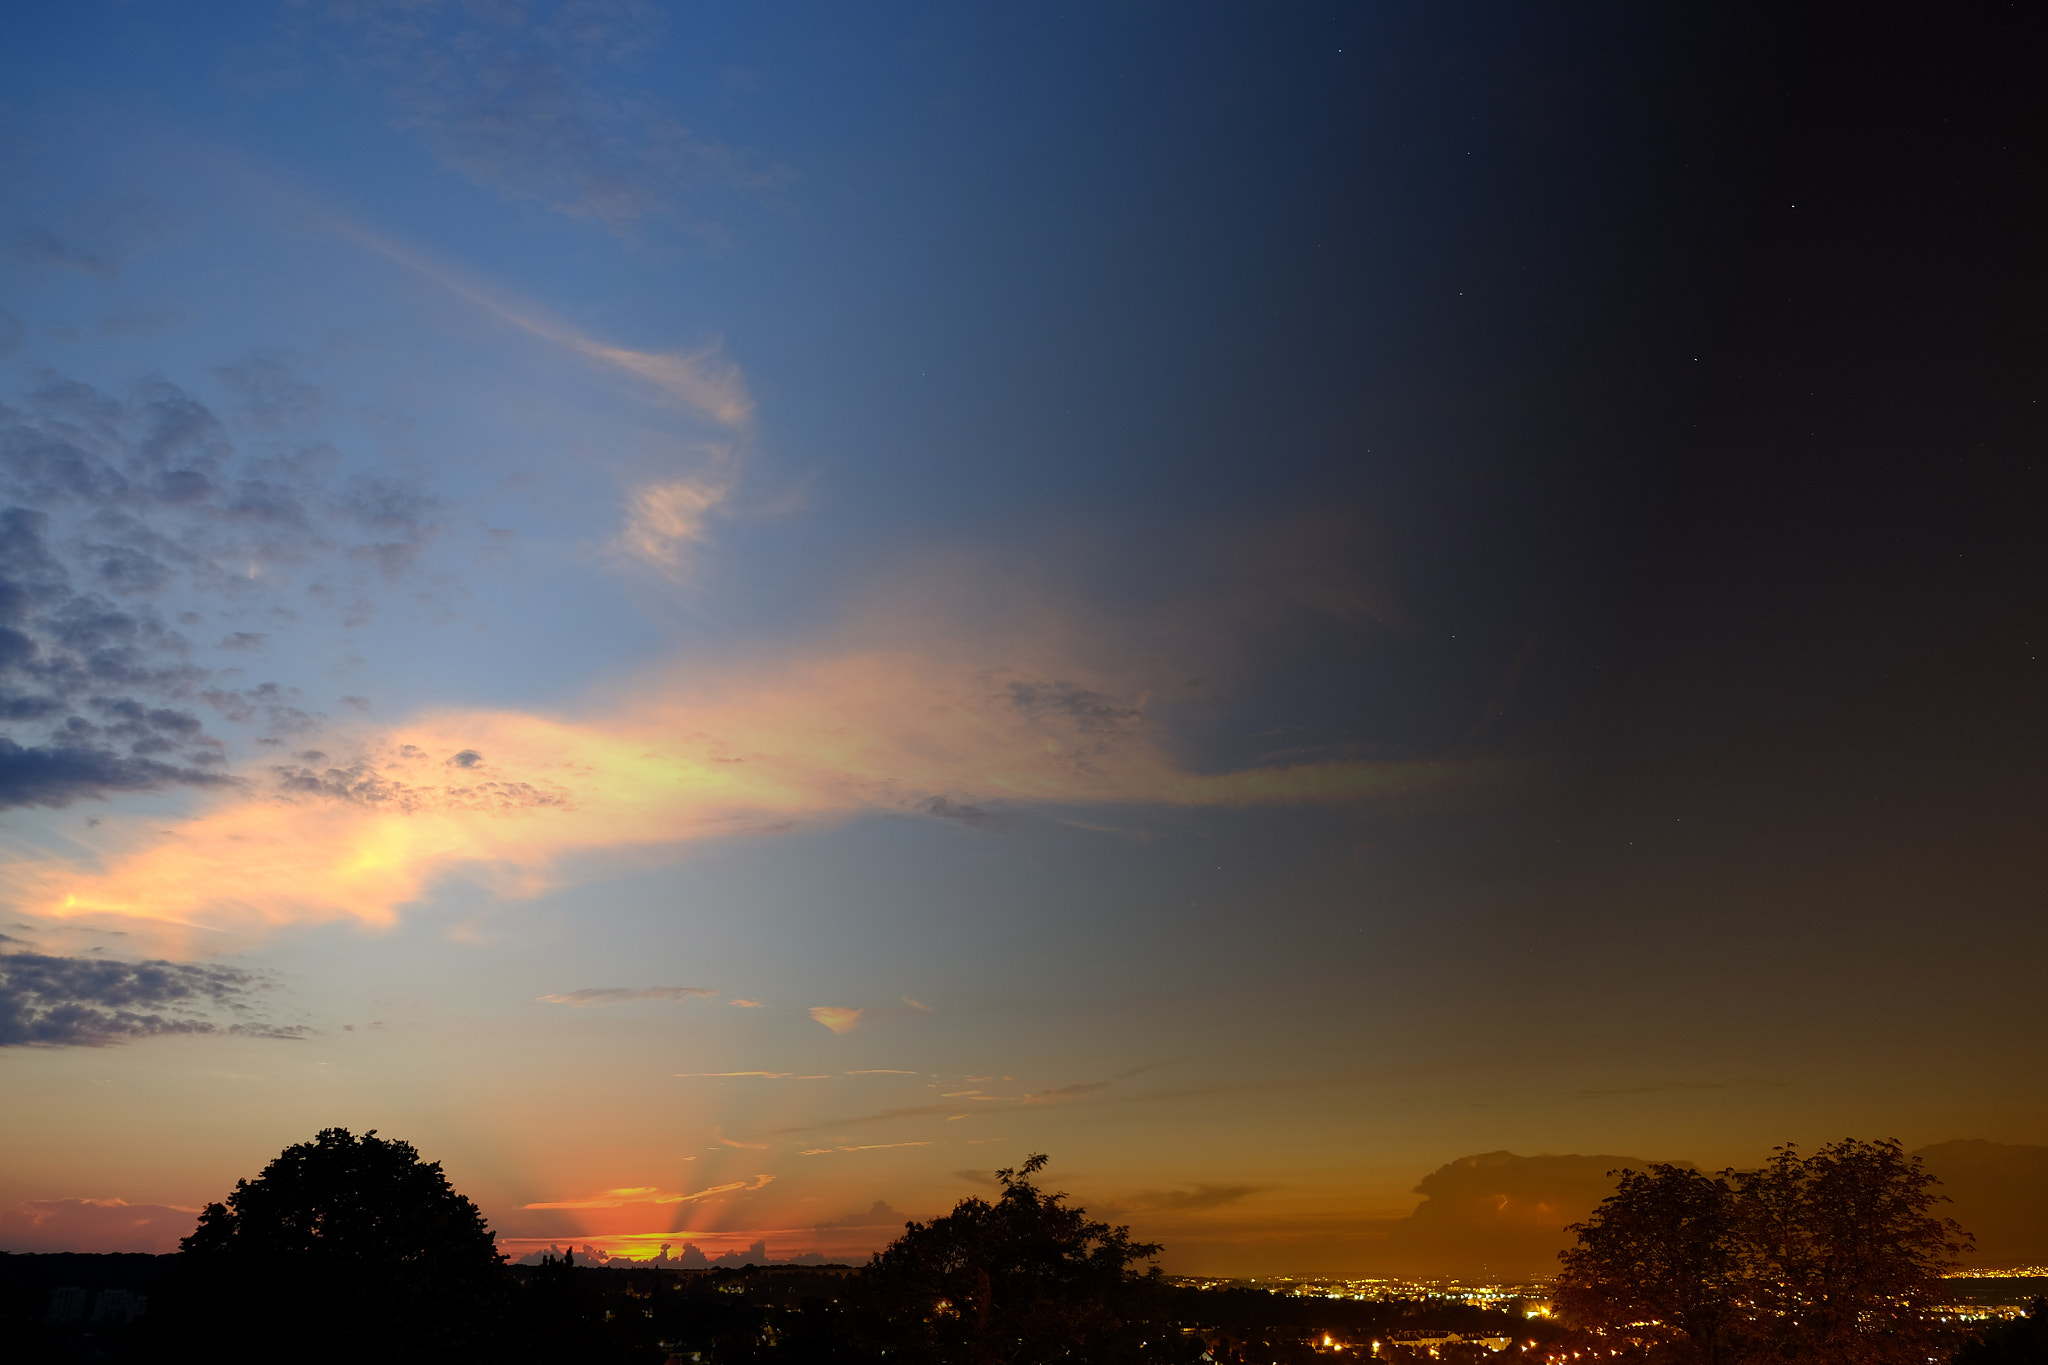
left=1, top=1250, right=1580, bottom=1365
left=5, top=1131, right=2044, bottom=1365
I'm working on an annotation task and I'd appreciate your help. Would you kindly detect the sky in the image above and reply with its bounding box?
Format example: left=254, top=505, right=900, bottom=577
left=1, top=1, right=2044, bottom=1279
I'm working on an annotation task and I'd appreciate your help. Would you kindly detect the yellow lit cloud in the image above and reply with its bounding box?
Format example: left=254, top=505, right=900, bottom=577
left=523, top=1175, right=773, bottom=1210
left=809, top=1006, right=863, bottom=1035
left=7, top=632, right=1474, bottom=950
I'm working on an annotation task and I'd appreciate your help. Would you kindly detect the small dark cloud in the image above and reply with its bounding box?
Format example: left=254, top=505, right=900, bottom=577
left=815, top=1200, right=905, bottom=1230
left=1119, top=1183, right=1264, bottom=1213
left=85, top=543, right=176, bottom=594
left=213, top=353, right=323, bottom=431
left=199, top=682, right=319, bottom=736
left=0, top=951, right=305, bottom=1047
left=4, top=195, right=166, bottom=280
left=917, top=794, right=1010, bottom=830
left=540, top=986, right=716, bottom=1007
left=95, top=304, right=188, bottom=341
left=9, top=228, right=124, bottom=279
left=449, top=748, right=483, bottom=768
left=1022, top=1080, right=1108, bottom=1101
left=1006, top=679, right=1141, bottom=733
left=218, top=632, right=268, bottom=651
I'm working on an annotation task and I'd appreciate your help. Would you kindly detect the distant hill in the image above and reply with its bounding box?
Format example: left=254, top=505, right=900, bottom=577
left=1913, top=1140, right=2048, bottom=1267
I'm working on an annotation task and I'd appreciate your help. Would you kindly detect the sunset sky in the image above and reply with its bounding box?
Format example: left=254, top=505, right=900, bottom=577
left=2, top=2, right=2044, bottom=1278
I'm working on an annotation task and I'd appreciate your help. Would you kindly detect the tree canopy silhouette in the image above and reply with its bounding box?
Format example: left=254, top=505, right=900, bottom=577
left=149, top=1127, right=509, bottom=1364
left=1556, top=1139, right=1971, bottom=1365
left=1555, top=1164, right=1744, bottom=1365
left=864, top=1153, right=1166, bottom=1365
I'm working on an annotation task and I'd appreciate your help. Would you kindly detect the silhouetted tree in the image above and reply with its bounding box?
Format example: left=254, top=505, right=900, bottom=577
left=1736, top=1139, right=1971, bottom=1365
left=864, top=1153, right=1165, bottom=1365
left=1556, top=1164, right=1743, bottom=1365
left=509, top=1248, right=653, bottom=1364
left=1955, top=1298, right=2048, bottom=1365
left=146, top=1127, right=512, bottom=1365
left=1556, top=1139, right=1971, bottom=1365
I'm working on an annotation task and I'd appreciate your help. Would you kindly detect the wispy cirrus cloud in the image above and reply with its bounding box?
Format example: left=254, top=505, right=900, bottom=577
left=800, top=1141, right=933, bottom=1156
left=328, top=221, right=752, bottom=427
left=523, top=1174, right=773, bottom=1211
left=540, top=985, right=716, bottom=1007
left=676, top=1071, right=831, bottom=1080
left=318, top=219, right=752, bottom=577
left=326, top=0, right=793, bottom=232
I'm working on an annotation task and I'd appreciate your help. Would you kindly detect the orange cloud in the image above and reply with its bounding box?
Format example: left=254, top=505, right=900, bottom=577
left=6, top=628, right=1475, bottom=952
left=0, top=1197, right=204, bottom=1253
left=523, top=1175, right=774, bottom=1210
left=809, top=1006, right=862, bottom=1035
left=799, top=1142, right=933, bottom=1156
left=620, top=468, right=736, bottom=570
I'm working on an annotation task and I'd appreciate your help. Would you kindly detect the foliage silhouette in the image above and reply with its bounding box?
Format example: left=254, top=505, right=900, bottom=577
left=1556, top=1164, right=1744, bottom=1365
left=1955, top=1298, right=2048, bottom=1365
left=863, top=1152, right=1171, bottom=1364
left=1557, top=1139, right=1971, bottom=1365
left=146, top=1127, right=511, bottom=1364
